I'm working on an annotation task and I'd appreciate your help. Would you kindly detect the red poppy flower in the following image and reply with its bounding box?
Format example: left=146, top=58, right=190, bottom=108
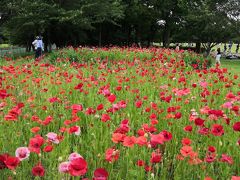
left=174, top=112, right=182, bottom=119
left=137, top=129, right=145, bottom=136
left=108, top=94, right=116, bottom=103
left=0, top=89, right=9, bottom=99
left=101, top=114, right=111, bottom=122
left=144, top=165, right=152, bottom=172
left=42, top=116, right=53, bottom=126
left=93, top=168, right=109, bottom=180
left=136, top=160, right=145, bottom=167
left=233, top=122, right=240, bottom=132
left=0, top=153, right=9, bottom=169
left=208, top=146, right=216, bottom=153
left=150, top=151, right=162, bottom=163
left=74, top=83, right=84, bottom=91
left=184, top=125, right=192, bottom=132
left=211, top=124, right=224, bottom=136
left=161, top=130, right=172, bottom=142
left=69, top=157, right=88, bottom=176
left=32, top=163, right=45, bottom=177
left=150, top=133, right=164, bottom=147
left=135, top=100, right=143, bottom=108
left=181, top=138, right=191, bottom=145
left=97, top=104, right=104, bottom=111
left=180, top=146, right=193, bottom=157
left=135, top=136, right=147, bottom=146
left=43, top=145, right=53, bottom=152
left=105, top=148, right=119, bottom=162
left=71, top=104, right=83, bottom=113
left=29, top=135, right=44, bottom=154
left=4, top=156, right=20, bottom=170
left=123, top=136, right=136, bottom=148
left=194, top=118, right=205, bottom=126
left=232, top=176, right=240, bottom=180
left=30, top=124, right=40, bottom=132
left=204, top=177, right=213, bottom=180
left=204, top=153, right=216, bottom=163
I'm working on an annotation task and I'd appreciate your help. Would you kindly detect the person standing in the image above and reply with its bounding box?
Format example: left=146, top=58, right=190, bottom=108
left=228, top=41, right=232, bottom=54
left=236, top=43, right=239, bottom=54
left=223, top=43, right=227, bottom=55
left=175, top=43, right=180, bottom=51
left=215, top=48, right=221, bottom=65
left=32, top=36, right=38, bottom=51
left=32, top=36, right=44, bottom=59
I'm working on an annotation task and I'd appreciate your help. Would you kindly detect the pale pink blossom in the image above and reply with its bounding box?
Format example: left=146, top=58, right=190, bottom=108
left=46, top=132, right=59, bottom=144
left=199, top=81, right=208, bottom=88
left=222, top=102, right=233, bottom=109
left=200, top=106, right=210, bottom=114
left=208, top=114, right=218, bottom=121
left=58, top=161, right=70, bottom=173
left=15, top=147, right=30, bottom=161
left=68, top=152, right=82, bottom=161
left=112, top=104, right=120, bottom=110
left=102, top=89, right=110, bottom=96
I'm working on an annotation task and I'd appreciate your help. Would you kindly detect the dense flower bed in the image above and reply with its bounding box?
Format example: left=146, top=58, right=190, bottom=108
left=0, top=47, right=239, bottom=179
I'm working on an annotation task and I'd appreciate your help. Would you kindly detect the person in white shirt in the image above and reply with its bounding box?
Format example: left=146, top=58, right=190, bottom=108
left=32, top=36, right=44, bottom=59
left=32, top=36, right=38, bottom=50
left=215, top=48, right=221, bottom=65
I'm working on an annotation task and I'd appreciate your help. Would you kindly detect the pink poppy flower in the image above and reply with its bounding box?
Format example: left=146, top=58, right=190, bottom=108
left=58, top=161, right=70, bottom=173
left=220, top=154, right=233, bottom=164
left=68, top=152, right=82, bottom=161
left=199, top=81, right=208, bottom=88
left=46, top=132, right=59, bottom=144
left=15, top=147, right=30, bottom=161
left=222, top=102, right=233, bottom=109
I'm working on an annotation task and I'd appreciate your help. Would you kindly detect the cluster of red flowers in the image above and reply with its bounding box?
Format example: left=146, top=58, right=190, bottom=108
left=1, top=47, right=240, bottom=179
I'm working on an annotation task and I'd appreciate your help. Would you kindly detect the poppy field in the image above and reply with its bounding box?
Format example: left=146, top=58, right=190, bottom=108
left=0, top=47, right=240, bottom=180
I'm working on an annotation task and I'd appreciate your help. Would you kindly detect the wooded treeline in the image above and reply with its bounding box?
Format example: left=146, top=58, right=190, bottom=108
left=0, top=0, right=239, bottom=52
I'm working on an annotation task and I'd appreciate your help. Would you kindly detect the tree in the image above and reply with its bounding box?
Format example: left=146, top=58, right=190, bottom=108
left=82, top=0, right=125, bottom=46
left=175, top=0, right=236, bottom=54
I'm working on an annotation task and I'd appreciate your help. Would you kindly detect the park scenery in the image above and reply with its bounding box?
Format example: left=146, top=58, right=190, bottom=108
left=0, top=47, right=240, bottom=179
left=1, top=0, right=240, bottom=180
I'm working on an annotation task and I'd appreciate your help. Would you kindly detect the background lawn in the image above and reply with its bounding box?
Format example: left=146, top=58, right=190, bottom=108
left=221, top=59, right=240, bottom=74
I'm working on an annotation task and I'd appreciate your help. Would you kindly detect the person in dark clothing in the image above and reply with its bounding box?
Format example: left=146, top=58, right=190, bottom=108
left=223, top=43, right=227, bottom=54
left=236, top=43, right=239, bottom=54
left=215, top=48, right=221, bottom=65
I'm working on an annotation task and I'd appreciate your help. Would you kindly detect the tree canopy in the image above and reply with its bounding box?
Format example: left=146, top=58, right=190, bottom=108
left=0, top=0, right=239, bottom=51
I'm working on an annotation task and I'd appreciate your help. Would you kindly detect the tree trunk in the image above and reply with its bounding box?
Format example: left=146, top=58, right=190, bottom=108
left=163, top=23, right=170, bottom=48
left=48, top=30, right=51, bottom=52
left=196, top=42, right=201, bottom=53
left=99, top=24, right=102, bottom=47
left=127, top=26, right=131, bottom=46
left=26, top=41, right=31, bottom=52
left=135, top=25, right=140, bottom=46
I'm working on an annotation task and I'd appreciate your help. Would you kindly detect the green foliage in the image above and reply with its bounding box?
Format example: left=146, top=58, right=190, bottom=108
left=182, top=51, right=213, bottom=69
left=0, top=0, right=239, bottom=49
left=46, top=47, right=212, bottom=70
left=47, top=47, right=154, bottom=64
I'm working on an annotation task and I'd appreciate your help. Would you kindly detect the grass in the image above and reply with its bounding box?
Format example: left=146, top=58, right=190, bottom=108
left=0, top=44, right=11, bottom=49
left=221, top=59, right=240, bottom=74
